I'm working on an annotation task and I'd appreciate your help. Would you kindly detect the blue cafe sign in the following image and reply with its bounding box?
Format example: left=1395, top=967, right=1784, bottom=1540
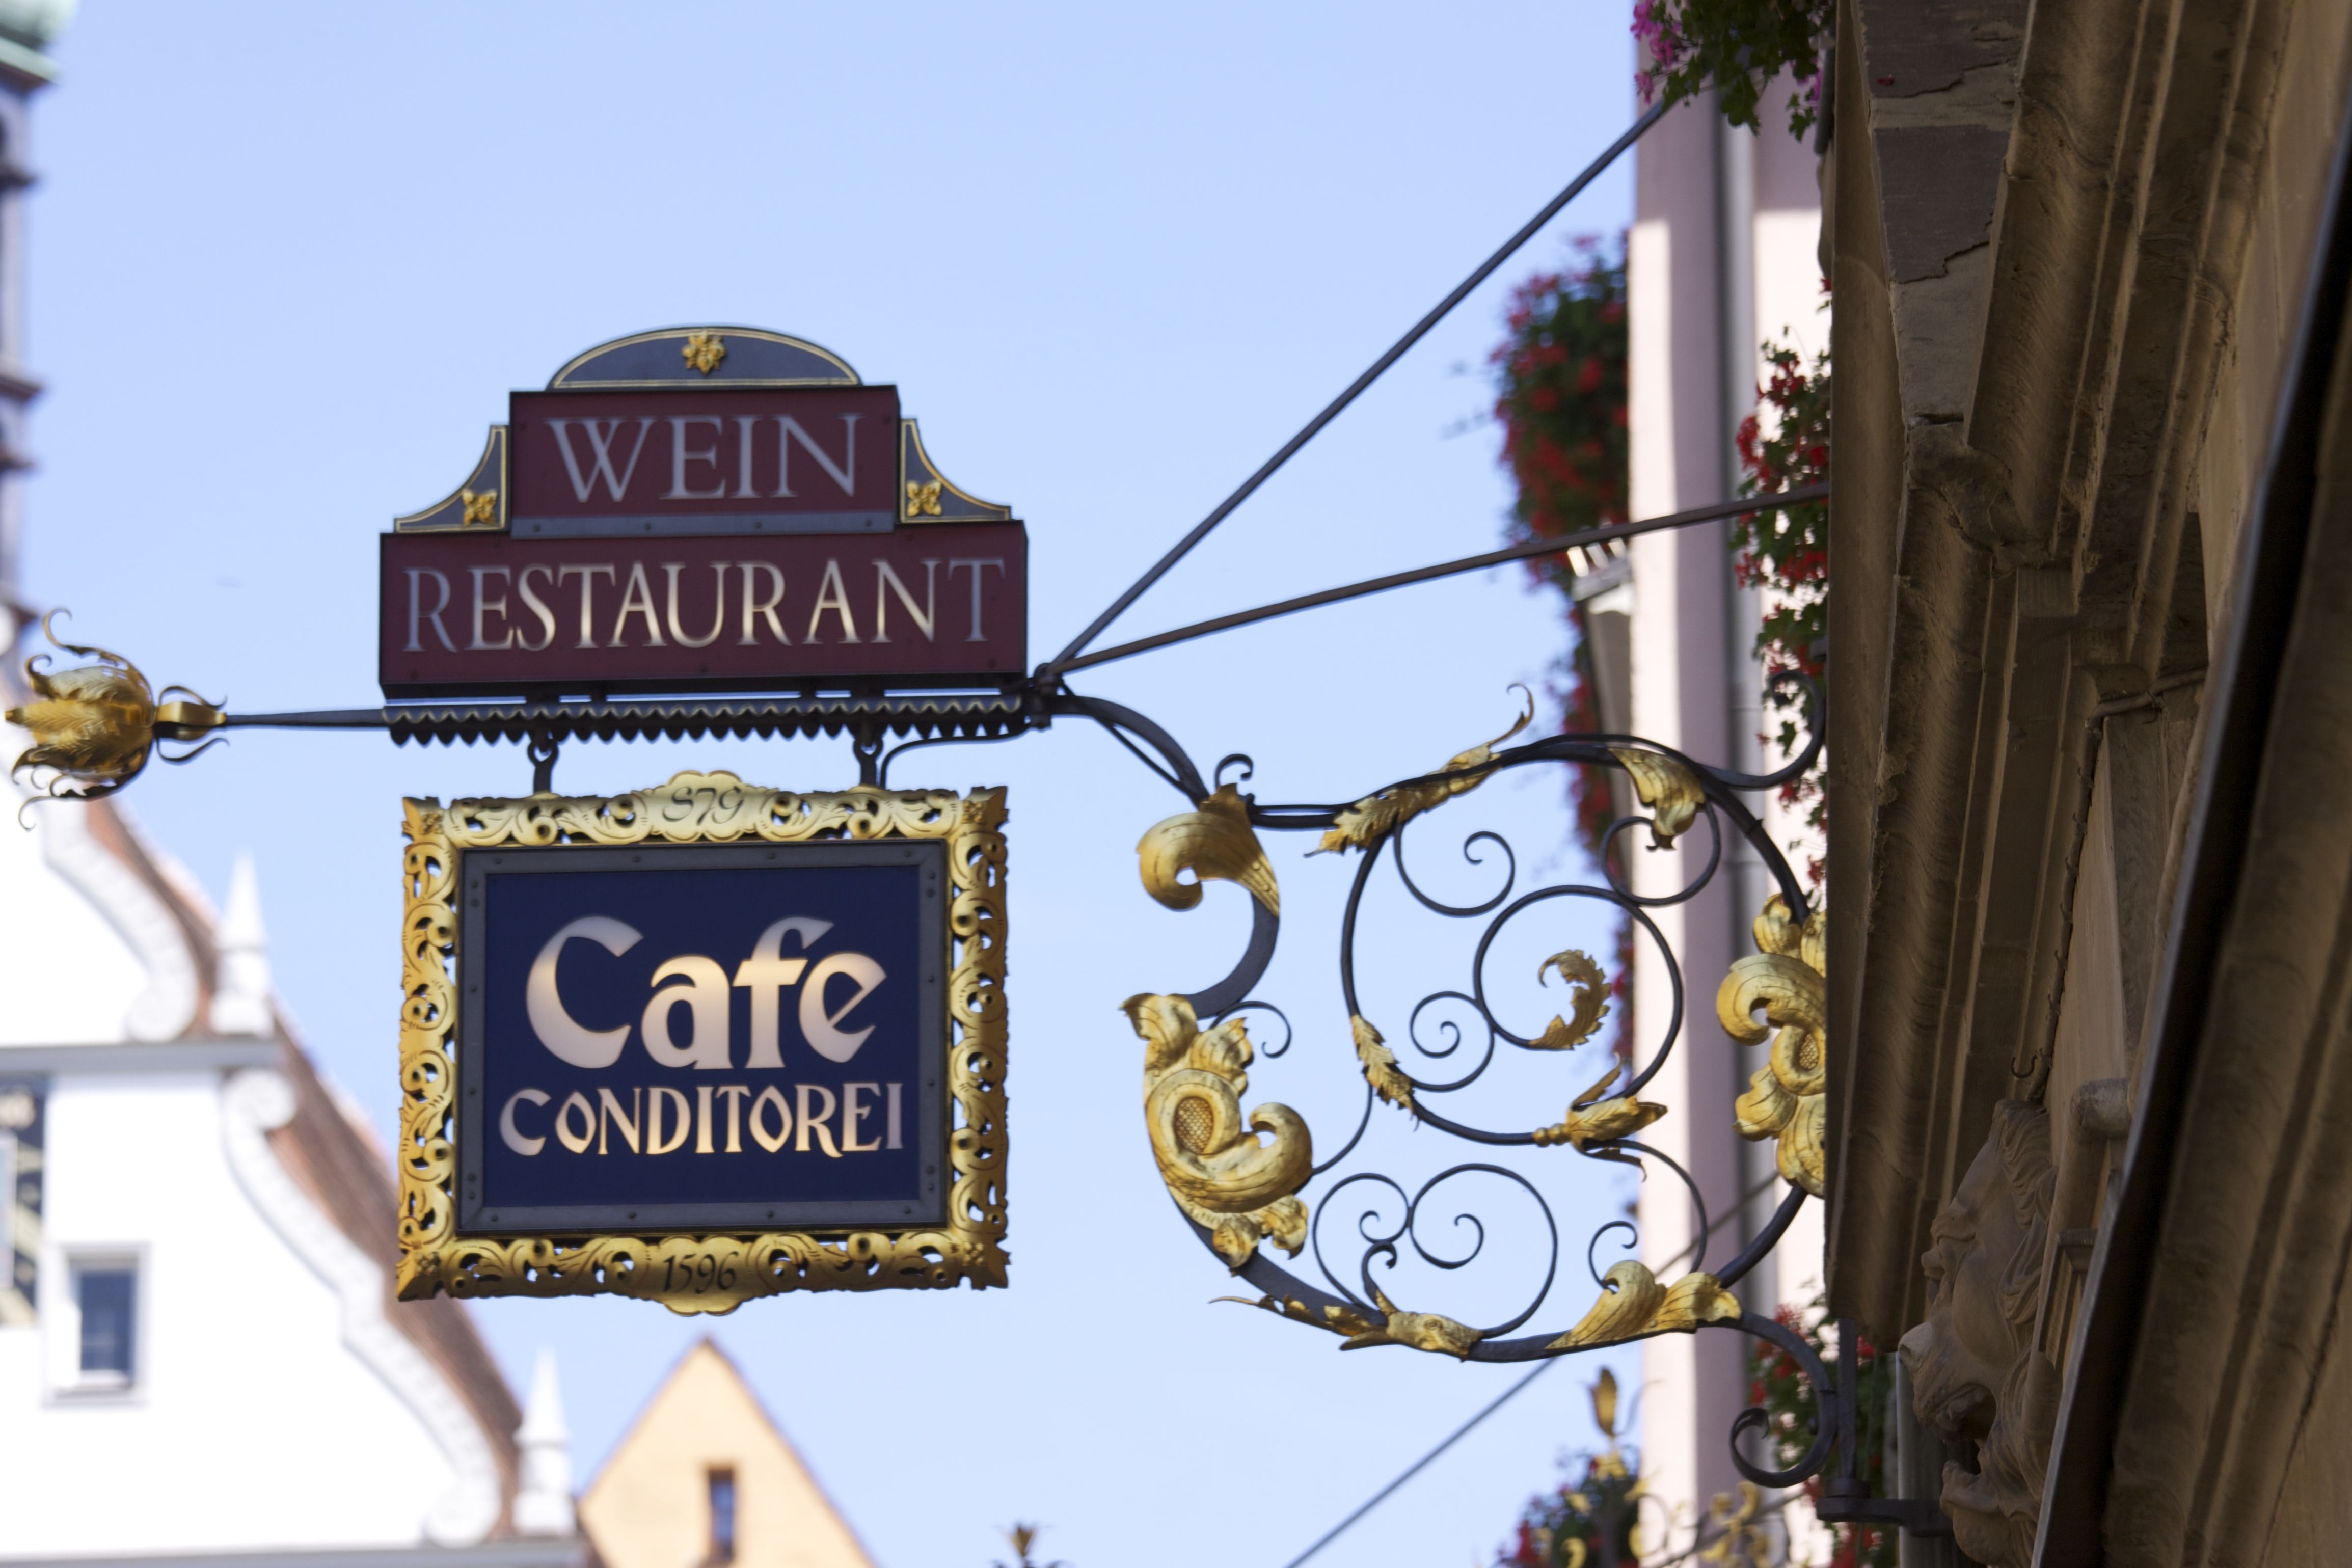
left=454, top=840, right=948, bottom=1234
left=395, top=774, right=1010, bottom=1312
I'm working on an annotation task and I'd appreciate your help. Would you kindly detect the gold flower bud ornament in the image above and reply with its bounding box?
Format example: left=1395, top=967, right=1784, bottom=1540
left=6, top=612, right=225, bottom=808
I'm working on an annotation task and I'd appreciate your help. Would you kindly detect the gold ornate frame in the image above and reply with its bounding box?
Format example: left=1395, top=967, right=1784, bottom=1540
left=394, top=770, right=1008, bottom=1315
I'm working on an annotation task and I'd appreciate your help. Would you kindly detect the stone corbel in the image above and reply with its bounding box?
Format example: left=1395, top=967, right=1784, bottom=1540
left=2036, top=1077, right=2130, bottom=1365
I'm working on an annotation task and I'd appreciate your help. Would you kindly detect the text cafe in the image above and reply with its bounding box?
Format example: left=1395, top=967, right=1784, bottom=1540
left=455, top=838, right=949, bottom=1235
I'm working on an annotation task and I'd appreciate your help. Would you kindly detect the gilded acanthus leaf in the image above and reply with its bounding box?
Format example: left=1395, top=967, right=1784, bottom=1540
left=1753, top=891, right=1825, bottom=972
left=1137, top=782, right=1279, bottom=915
left=1775, top=1094, right=1826, bottom=1192
left=1718, top=894, right=1828, bottom=1197
left=1531, top=947, right=1612, bottom=1049
left=1337, top=1284, right=1484, bottom=1359
left=1548, top=1260, right=1741, bottom=1350
left=1353, top=1013, right=1416, bottom=1110
left=1532, top=1063, right=1666, bottom=1150
left=1717, top=952, right=1826, bottom=1045
left=1122, top=992, right=1313, bottom=1269
left=1734, top=1063, right=1797, bottom=1141
left=1216, top=1293, right=1329, bottom=1330
left=1608, top=746, right=1705, bottom=848
left=1315, top=690, right=1534, bottom=853
left=1216, top=1287, right=1481, bottom=1356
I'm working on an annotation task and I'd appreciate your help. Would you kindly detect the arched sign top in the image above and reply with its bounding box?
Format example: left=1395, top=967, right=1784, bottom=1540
left=380, top=325, right=1026, bottom=699
left=547, top=326, right=862, bottom=390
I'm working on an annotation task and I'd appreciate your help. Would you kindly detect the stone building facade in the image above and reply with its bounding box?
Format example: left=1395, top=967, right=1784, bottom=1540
left=1823, top=0, right=2352, bottom=1561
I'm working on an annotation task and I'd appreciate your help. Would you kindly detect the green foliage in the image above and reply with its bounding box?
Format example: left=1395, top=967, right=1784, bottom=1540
left=1634, top=0, right=1832, bottom=137
left=1492, top=237, right=1629, bottom=866
left=1732, top=338, right=1830, bottom=682
left=1498, top=1451, right=1645, bottom=1568
left=1731, top=333, right=1829, bottom=875
left=1495, top=236, right=1630, bottom=568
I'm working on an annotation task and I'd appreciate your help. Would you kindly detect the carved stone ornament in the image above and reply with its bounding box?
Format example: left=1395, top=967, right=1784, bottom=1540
left=1898, top=1099, right=2057, bottom=1566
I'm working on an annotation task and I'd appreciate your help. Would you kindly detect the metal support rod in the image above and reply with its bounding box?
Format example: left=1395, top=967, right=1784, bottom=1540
left=1040, top=100, right=1671, bottom=681
left=852, top=719, right=884, bottom=787
left=221, top=709, right=389, bottom=728
left=527, top=726, right=559, bottom=795
left=1057, top=487, right=1826, bottom=675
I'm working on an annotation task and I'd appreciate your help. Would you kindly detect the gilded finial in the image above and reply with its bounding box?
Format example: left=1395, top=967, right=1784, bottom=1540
left=5, top=611, right=226, bottom=816
left=994, top=1523, right=1066, bottom=1568
left=1589, top=1369, right=1631, bottom=1479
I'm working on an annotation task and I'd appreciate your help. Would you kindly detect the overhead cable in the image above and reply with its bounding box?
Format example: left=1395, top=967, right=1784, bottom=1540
left=1061, top=484, right=1827, bottom=674
left=1041, top=100, right=1672, bottom=682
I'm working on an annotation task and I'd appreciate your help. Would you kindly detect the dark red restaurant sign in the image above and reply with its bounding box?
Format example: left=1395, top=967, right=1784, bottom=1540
left=380, top=526, right=1025, bottom=697
left=380, top=328, right=1027, bottom=699
left=507, top=386, right=901, bottom=536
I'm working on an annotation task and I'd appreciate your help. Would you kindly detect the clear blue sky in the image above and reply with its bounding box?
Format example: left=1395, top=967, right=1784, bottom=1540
left=24, top=6, right=1650, bottom=1565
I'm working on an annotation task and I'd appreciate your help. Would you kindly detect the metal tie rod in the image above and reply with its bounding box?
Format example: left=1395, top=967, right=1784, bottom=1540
left=1040, top=100, right=1671, bottom=681
left=1060, top=484, right=1827, bottom=674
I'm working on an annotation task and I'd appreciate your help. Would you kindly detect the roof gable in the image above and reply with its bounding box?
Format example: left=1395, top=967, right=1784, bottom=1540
left=583, top=1339, right=874, bottom=1568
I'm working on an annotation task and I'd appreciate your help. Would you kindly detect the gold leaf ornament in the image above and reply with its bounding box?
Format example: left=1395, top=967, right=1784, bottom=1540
left=1315, top=689, right=1534, bottom=854
left=1531, top=1062, right=1666, bottom=1150
left=1717, top=893, right=1828, bottom=1196
left=1352, top=1013, right=1416, bottom=1111
left=1336, top=1284, right=1484, bottom=1359
left=1122, top=993, right=1311, bottom=1270
left=1608, top=746, right=1705, bottom=848
left=1531, top=947, right=1611, bottom=1049
left=5, top=613, right=224, bottom=806
left=1588, top=1368, right=1634, bottom=1481
left=1548, top=1259, right=1741, bottom=1350
left=906, top=479, right=943, bottom=516
left=1136, top=782, right=1278, bottom=915
left=681, top=331, right=727, bottom=374
left=459, top=488, right=498, bottom=525
left=1700, top=1483, right=1770, bottom=1567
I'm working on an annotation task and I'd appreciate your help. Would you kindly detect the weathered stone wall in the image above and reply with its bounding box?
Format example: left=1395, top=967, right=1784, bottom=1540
left=1824, top=0, right=2352, bottom=1559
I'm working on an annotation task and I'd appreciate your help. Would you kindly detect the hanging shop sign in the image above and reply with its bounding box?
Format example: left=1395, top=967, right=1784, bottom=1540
left=381, top=328, right=1025, bottom=698
left=394, top=771, right=1009, bottom=1314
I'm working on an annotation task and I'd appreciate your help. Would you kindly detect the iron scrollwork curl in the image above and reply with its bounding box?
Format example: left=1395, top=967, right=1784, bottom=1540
left=1115, top=676, right=1859, bottom=1492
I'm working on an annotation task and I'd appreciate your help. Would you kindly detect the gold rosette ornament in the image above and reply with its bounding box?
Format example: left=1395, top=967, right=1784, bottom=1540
left=1122, top=994, right=1312, bottom=1269
left=1717, top=894, right=1827, bottom=1196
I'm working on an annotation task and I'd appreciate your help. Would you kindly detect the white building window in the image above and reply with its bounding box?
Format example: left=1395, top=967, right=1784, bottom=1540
left=49, top=1250, right=145, bottom=1398
left=75, top=1265, right=136, bottom=1381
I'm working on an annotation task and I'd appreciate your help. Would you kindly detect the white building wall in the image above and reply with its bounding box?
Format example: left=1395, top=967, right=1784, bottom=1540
left=0, top=11, right=543, bottom=1557
left=2, top=1067, right=463, bottom=1554
left=1627, top=88, right=1825, bottom=1558
left=0, top=797, right=160, bottom=1046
